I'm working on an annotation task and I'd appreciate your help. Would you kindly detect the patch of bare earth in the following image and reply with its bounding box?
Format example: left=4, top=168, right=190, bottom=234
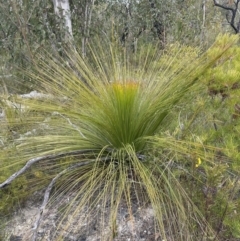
left=4, top=190, right=161, bottom=241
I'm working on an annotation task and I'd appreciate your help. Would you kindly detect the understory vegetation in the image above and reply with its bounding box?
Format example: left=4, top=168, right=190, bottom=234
left=0, top=34, right=240, bottom=241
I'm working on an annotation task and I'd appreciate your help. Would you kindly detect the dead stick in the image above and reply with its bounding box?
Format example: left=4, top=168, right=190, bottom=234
left=31, top=160, right=95, bottom=241
left=0, top=150, right=92, bottom=189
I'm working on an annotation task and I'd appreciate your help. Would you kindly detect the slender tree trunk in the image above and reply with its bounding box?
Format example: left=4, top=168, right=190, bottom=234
left=52, top=0, right=73, bottom=40
left=82, top=0, right=95, bottom=57
left=201, top=0, right=206, bottom=45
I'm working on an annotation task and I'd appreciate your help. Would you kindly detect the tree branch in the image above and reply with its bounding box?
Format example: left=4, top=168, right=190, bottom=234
left=0, top=150, right=92, bottom=189
left=213, top=0, right=240, bottom=33
left=213, top=0, right=234, bottom=12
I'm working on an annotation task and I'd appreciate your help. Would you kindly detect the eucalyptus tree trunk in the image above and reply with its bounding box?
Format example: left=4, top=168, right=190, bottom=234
left=52, top=0, right=73, bottom=40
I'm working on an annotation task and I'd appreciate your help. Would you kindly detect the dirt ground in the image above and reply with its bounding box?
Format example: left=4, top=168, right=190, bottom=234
left=3, top=189, right=161, bottom=241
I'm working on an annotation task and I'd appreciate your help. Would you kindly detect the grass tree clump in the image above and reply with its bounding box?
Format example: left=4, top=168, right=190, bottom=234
left=0, top=34, right=239, bottom=241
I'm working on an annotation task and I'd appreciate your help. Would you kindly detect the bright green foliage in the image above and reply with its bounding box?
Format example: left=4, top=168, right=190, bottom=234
left=167, top=35, right=240, bottom=239
left=200, top=39, right=240, bottom=239
left=0, top=34, right=239, bottom=240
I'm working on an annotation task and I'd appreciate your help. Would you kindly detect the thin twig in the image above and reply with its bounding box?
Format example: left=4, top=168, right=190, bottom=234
left=213, top=0, right=234, bottom=11
left=31, top=160, right=95, bottom=241
left=0, top=150, right=91, bottom=189
left=52, top=111, right=86, bottom=138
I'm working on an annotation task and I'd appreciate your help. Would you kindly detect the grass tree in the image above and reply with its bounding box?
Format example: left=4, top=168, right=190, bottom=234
left=0, top=34, right=238, bottom=241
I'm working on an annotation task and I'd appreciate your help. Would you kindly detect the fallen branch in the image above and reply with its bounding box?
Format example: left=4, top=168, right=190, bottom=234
left=0, top=150, right=92, bottom=189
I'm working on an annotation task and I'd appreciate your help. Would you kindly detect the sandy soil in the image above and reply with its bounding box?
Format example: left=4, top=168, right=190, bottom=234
left=3, top=190, right=161, bottom=241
